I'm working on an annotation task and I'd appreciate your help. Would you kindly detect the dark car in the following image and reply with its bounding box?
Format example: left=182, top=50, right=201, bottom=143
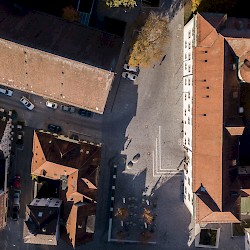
left=48, top=124, right=62, bottom=133
left=16, top=131, right=24, bottom=145
left=12, top=206, right=19, bottom=221
left=78, top=109, right=93, bottom=118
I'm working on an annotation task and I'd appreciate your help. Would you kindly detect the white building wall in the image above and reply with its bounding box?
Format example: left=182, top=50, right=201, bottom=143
left=183, top=17, right=195, bottom=215
left=245, top=230, right=250, bottom=250
left=0, top=118, right=12, bottom=159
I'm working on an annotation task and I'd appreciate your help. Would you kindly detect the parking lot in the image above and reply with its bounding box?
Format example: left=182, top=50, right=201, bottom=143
left=0, top=86, right=103, bottom=144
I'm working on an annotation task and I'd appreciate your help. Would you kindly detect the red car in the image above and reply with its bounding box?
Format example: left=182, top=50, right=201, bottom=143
left=13, top=175, right=21, bottom=189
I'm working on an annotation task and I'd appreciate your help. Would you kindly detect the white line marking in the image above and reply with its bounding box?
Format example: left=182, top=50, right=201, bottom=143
left=155, top=137, right=158, bottom=172
left=159, top=125, right=162, bottom=171
left=152, top=150, right=155, bottom=177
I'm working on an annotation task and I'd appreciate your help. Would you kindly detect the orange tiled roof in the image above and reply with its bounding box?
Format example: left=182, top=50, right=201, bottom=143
left=192, top=13, right=247, bottom=223
left=31, top=131, right=100, bottom=247
left=193, top=15, right=225, bottom=221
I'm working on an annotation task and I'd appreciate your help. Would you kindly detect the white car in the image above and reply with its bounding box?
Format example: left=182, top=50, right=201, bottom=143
left=20, top=96, right=34, bottom=110
left=13, top=191, right=20, bottom=207
left=0, top=88, right=13, bottom=96
left=122, top=72, right=137, bottom=81
left=123, top=64, right=139, bottom=73
left=46, top=101, right=58, bottom=109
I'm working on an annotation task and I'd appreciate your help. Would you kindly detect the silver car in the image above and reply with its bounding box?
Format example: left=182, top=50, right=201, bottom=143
left=61, top=105, right=75, bottom=113
left=0, top=88, right=13, bottom=96
left=122, top=72, right=137, bottom=81
left=20, top=96, right=34, bottom=110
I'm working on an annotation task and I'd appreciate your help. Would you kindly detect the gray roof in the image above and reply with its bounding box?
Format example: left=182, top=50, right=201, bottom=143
left=0, top=4, right=122, bottom=71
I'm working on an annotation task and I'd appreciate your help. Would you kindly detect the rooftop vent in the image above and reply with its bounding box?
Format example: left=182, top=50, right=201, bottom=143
left=42, top=227, right=46, bottom=233
left=201, top=185, right=206, bottom=193
left=38, top=212, right=43, bottom=218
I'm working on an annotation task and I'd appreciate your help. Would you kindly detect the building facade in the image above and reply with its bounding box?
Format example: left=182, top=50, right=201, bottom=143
left=183, top=13, right=250, bottom=249
left=0, top=116, right=13, bottom=230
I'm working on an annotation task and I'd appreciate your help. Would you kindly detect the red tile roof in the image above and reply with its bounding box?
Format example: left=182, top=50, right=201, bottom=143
left=192, top=13, right=248, bottom=223
left=31, top=131, right=101, bottom=247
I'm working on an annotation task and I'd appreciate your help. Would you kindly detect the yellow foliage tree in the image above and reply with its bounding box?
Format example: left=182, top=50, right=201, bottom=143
left=142, top=208, right=154, bottom=224
left=106, top=0, right=137, bottom=8
left=128, top=12, right=169, bottom=67
left=115, top=207, right=129, bottom=220
left=62, top=6, right=80, bottom=22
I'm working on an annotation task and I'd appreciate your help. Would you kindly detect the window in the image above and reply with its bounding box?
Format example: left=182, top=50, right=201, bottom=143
left=185, top=78, right=187, bottom=85
left=185, top=94, right=187, bottom=101
left=188, top=117, right=190, bottom=125
left=188, top=138, right=190, bottom=144
left=188, top=31, right=191, bottom=39
left=185, top=41, right=187, bottom=48
left=188, top=42, right=191, bottom=49
left=185, top=110, right=186, bottom=116
left=185, top=63, right=187, bottom=70
left=188, top=78, right=191, bottom=85
left=188, top=53, right=191, bottom=60
left=184, top=138, right=186, bottom=144
left=188, top=92, right=190, bottom=99
left=188, top=177, right=190, bottom=185
left=188, top=193, right=190, bottom=201
left=185, top=186, right=187, bottom=194
left=188, top=65, right=191, bottom=72
left=185, top=53, right=187, bottom=59
left=188, top=104, right=190, bottom=112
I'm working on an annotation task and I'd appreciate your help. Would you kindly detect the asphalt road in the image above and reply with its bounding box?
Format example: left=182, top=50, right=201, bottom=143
left=0, top=89, right=102, bottom=143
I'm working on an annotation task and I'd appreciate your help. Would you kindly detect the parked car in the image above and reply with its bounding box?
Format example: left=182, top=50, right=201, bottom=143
left=78, top=109, right=93, bottom=118
left=123, top=64, right=139, bottom=73
left=20, top=96, right=34, bottom=110
left=46, top=101, right=58, bottom=109
left=48, top=124, right=62, bottom=133
left=61, top=105, right=75, bottom=113
left=12, top=206, right=19, bottom=221
left=13, top=191, right=20, bottom=207
left=16, top=131, right=24, bottom=145
left=0, top=88, right=13, bottom=97
left=122, top=72, right=137, bottom=81
left=13, top=175, right=21, bottom=189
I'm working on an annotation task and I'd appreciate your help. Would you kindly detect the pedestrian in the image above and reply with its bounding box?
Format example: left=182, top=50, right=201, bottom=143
left=159, top=55, right=166, bottom=65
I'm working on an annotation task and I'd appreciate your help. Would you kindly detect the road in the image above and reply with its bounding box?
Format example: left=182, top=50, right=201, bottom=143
left=0, top=89, right=102, bottom=143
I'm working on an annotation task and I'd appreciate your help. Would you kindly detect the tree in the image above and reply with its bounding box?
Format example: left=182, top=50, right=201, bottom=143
left=128, top=12, right=169, bottom=67
left=142, top=208, right=154, bottom=224
left=62, top=6, right=80, bottom=22
left=115, top=207, right=129, bottom=220
left=105, top=0, right=137, bottom=8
